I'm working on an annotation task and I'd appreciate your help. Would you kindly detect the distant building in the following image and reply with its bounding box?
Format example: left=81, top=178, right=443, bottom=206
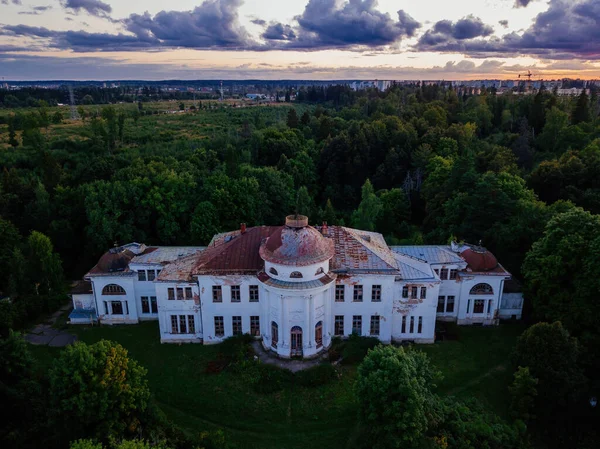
left=71, top=215, right=521, bottom=358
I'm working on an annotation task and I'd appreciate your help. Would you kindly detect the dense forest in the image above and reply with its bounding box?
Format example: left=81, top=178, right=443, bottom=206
left=1, top=83, right=599, bottom=449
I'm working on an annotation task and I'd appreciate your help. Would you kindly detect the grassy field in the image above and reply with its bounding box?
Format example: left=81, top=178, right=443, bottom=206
left=29, top=322, right=524, bottom=449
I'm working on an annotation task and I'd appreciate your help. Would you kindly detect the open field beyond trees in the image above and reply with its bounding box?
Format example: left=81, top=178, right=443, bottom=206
left=29, top=322, right=524, bottom=449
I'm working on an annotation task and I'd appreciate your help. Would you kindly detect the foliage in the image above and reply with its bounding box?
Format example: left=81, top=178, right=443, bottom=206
left=355, top=345, right=440, bottom=449
left=294, top=364, right=337, bottom=387
left=509, top=366, right=538, bottom=423
left=48, top=340, right=151, bottom=442
left=351, top=179, right=382, bottom=231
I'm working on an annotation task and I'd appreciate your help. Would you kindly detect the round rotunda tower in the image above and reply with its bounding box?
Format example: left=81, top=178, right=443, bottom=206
left=258, top=215, right=336, bottom=358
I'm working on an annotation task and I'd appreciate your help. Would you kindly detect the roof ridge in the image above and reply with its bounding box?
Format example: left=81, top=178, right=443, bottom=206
left=339, top=226, right=400, bottom=272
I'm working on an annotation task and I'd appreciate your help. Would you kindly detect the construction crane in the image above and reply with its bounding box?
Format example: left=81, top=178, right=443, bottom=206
left=518, top=70, right=537, bottom=92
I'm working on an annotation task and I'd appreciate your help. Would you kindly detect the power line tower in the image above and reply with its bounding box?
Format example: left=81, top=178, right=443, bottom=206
left=68, top=85, right=80, bottom=120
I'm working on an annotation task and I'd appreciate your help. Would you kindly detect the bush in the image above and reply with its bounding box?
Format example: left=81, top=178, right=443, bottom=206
left=341, top=334, right=380, bottom=365
left=435, top=321, right=460, bottom=341
left=215, top=334, right=255, bottom=369
left=295, top=364, right=337, bottom=387
left=252, top=364, right=294, bottom=394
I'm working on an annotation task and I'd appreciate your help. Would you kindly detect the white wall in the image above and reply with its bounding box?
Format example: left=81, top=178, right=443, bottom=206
left=331, top=275, right=395, bottom=343
left=130, top=263, right=163, bottom=321
left=456, top=276, right=505, bottom=325
left=90, top=275, right=138, bottom=324
left=198, top=275, right=262, bottom=344
left=390, top=279, right=439, bottom=343
left=155, top=281, right=202, bottom=343
left=434, top=263, right=464, bottom=320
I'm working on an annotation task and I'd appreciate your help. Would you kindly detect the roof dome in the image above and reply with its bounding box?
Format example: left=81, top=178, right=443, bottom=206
left=96, top=248, right=135, bottom=273
left=460, top=246, right=498, bottom=272
left=259, top=215, right=334, bottom=266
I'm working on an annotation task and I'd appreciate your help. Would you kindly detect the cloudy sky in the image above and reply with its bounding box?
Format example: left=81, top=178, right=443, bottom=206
left=0, top=0, right=599, bottom=80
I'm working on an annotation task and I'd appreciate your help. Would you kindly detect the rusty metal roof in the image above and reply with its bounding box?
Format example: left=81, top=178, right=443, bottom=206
left=259, top=224, right=334, bottom=266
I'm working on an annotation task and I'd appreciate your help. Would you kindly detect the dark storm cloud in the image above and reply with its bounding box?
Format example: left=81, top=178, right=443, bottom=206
left=262, top=22, right=296, bottom=41
left=416, top=15, right=493, bottom=50
left=514, top=0, right=532, bottom=7
left=413, top=0, right=600, bottom=60
left=60, top=0, right=112, bottom=17
left=272, top=0, right=421, bottom=49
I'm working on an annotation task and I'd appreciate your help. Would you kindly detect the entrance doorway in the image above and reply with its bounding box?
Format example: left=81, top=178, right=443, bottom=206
left=290, top=326, right=303, bottom=357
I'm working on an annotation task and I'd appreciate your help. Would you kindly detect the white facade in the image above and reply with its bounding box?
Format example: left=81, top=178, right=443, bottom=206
left=73, top=218, right=520, bottom=358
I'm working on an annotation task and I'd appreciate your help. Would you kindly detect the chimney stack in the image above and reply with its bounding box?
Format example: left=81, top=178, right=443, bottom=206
left=322, top=221, right=328, bottom=236
left=240, top=223, right=246, bottom=234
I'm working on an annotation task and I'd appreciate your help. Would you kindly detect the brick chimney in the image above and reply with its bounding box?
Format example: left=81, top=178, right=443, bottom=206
left=322, top=221, right=328, bottom=236
left=240, top=223, right=246, bottom=234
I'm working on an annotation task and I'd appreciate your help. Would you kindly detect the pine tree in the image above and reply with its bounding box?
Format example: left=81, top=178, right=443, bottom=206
left=572, top=90, right=590, bottom=124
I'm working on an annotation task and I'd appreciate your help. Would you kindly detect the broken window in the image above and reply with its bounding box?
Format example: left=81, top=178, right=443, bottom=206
left=141, top=296, right=150, bottom=314
left=315, top=321, right=323, bottom=348
left=411, top=286, right=417, bottom=299
left=176, top=288, right=184, bottom=300
left=171, top=315, right=178, bottom=333
left=402, top=286, right=408, bottom=298
left=185, top=287, right=193, bottom=300
left=449, top=269, right=458, bottom=280
left=353, top=285, right=363, bottom=302
left=420, top=287, right=427, bottom=299
left=271, top=322, right=278, bottom=348
left=147, top=270, right=155, bottom=281
left=232, top=316, right=242, bottom=335
left=352, top=315, right=362, bottom=335
left=168, top=288, right=175, bottom=300
left=440, top=268, right=448, bottom=280
left=188, top=315, right=195, bottom=334
left=138, top=270, right=146, bottom=281
left=111, top=301, right=123, bottom=315
left=250, top=316, right=260, bottom=336
left=446, top=296, right=455, bottom=313
left=473, top=299, right=485, bottom=313
left=437, top=296, right=445, bottom=313
left=335, top=285, right=345, bottom=302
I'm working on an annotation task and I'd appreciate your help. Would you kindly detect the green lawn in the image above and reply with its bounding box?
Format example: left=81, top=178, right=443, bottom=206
left=29, top=322, right=524, bottom=449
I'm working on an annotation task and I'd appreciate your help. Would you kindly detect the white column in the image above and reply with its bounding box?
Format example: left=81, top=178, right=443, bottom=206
left=280, top=294, right=286, bottom=349
left=308, top=295, right=314, bottom=348
left=324, top=289, right=331, bottom=345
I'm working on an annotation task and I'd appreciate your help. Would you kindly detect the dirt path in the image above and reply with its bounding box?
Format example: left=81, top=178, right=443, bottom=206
left=24, top=304, right=77, bottom=347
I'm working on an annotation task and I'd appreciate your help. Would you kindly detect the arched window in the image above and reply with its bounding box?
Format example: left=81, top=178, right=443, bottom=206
left=102, top=284, right=126, bottom=295
left=290, top=271, right=303, bottom=278
left=271, top=322, right=278, bottom=348
left=470, top=283, right=494, bottom=295
left=315, top=321, right=323, bottom=348
left=315, top=267, right=324, bottom=275
left=269, top=267, right=278, bottom=276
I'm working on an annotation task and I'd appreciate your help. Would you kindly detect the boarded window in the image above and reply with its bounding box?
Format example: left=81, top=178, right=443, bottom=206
left=315, top=321, right=323, bottom=348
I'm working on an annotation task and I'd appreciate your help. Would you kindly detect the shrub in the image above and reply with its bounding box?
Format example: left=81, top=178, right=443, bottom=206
left=252, top=364, right=294, bottom=394
left=295, top=364, right=337, bottom=387
left=341, top=334, right=380, bottom=365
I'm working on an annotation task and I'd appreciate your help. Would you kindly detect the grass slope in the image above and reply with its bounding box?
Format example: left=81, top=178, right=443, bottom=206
left=29, top=321, right=523, bottom=449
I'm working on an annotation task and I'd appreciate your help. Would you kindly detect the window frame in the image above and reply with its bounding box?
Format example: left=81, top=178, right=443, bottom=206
left=141, top=296, right=150, bottom=314
left=334, top=315, right=344, bottom=336
left=271, top=321, right=278, bottom=348
left=231, top=285, right=241, bottom=303
left=168, top=288, right=175, bottom=300
left=111, top=301, right=124, bottom=315
left=437, top=296, right=445, bottom=313
left=187, top=315, right=195, bottom=334
left=411, top=286, right=418, bottom=299
left=335, top=285, right=345, bottom=302
left=138, top=270, right=146, bottom=281
left=370, top=315, right=380, bottom=336
left=249, top=285, right=259, bottom=302
left=418, top=316, right=423, bottom=334
left=185, top=287, right=193, bottom=300
left=446, top=296, right=455, bottom=313
left=449, top=269, right=458, bottom=280
left=250, top=316, right=260, bottom=336
left=147, top=270, right=156, bottom=281
left=214, top=316, right=224, bottom=337
left=232, top=316, right=242, bottom=335
left=473, top=299, right=485, bottom=314
left=171, top=315, right=178, bottom=333
left=212, top=285, right=222, bottom=303
left=315, top=321, right=323, bottom=348
left=371, top=285, right=382, bottom=302
left=409, top=316, right=415, bottom=333
left=440, top=268, right=448, bottom=280
left=176, top=287, right=184, bottom=300
left=401, top=315, right=406, bottom=333
left=402, top=286, right=408, bottom=298
left=352, top=315, right=362, bottom=335
left=420, top=286, right=427, bottom=299
left=102, top=284, right=126, bottom=295
left=353, top=285, right=363, bottom=302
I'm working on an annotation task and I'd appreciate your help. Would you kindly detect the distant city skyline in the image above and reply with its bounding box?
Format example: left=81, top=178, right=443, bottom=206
left=0, top=0, right=599, bottom=80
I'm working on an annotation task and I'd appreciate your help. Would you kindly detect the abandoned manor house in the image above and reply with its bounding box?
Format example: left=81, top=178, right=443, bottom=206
left=70, top=215, right=523, bottom=358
